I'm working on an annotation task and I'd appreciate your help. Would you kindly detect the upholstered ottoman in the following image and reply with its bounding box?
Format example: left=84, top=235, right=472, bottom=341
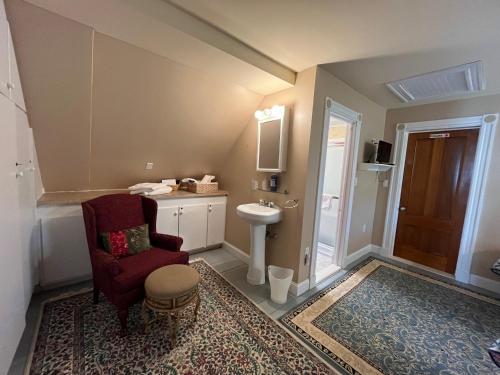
left=142, top=264, right=201, bottom=346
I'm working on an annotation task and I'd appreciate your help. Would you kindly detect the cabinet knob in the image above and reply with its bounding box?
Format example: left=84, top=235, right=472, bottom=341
left=399, top=206, right=406, bottom=212
left=16, top=171, right=24, bottom=178
left=173, top=212, right=177, bottom=216
left=6, top=82, right=14, bottom=90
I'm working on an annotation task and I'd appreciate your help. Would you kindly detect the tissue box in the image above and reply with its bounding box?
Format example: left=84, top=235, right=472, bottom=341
left=187, top=182, right=218, bottom=194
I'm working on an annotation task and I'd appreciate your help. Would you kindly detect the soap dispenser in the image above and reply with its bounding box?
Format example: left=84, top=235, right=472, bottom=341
left=270, top=175, right=279, bottom=192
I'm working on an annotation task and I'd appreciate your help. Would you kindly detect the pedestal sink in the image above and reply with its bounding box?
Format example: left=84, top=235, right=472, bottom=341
left=236, top=203, right=282, bottom=285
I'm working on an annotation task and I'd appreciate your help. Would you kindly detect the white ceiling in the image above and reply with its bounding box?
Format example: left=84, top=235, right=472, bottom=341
left=170, top=0, right=500, bottom=108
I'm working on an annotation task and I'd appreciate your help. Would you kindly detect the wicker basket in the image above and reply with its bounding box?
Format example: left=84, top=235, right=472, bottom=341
left=186, top=182, right=218, bottom=194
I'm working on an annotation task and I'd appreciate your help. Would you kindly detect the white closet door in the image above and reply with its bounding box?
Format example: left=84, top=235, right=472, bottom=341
left=8, top=24, right=26, bottom=111
left=179, top=203, right=208, bottom=251
left=0, top=94, right=25, bottom=374
left=16, top=108, right=36, bottom=309
left=156, top=205, right=179, bottom=237
left=207, top=202, right=226, bottom=246
left=0, top=15, right=9, bottom=98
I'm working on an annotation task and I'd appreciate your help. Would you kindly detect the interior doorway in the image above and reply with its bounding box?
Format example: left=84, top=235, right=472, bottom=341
left=383, top=115, right=498, bottom=283
left=310, top=98, right=361, bottom=286
left=394, top=129, right=479, bottom=273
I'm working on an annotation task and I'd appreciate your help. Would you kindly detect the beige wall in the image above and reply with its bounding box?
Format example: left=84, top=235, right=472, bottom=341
left=7, top=0, right=262, bottom=191
left=219, top=68, right=317, bottom=282
left=372, top=94, right=500, bottom=281
left=297, top=67, right=386, bottom=280
left=221, top=67, right=386, bottom=283
left=7, top=0, right=93, bottom=191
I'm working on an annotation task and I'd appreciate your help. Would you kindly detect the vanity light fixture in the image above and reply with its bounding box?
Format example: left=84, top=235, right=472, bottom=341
left=255, top=105, right=285, bottom=121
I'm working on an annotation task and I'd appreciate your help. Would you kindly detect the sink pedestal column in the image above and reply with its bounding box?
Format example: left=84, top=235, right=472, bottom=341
left=247, top=224, right=266, bottom=285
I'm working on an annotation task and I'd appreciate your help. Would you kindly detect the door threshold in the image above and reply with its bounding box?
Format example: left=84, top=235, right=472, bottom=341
left=315, top=264, right=341, bottom=284
left=388, top=255, right=456, bottom=281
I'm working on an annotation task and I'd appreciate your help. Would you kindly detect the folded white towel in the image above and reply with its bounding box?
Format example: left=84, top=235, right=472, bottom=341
left=144, top=186, right=173, bottom=196
left=128, top=182, right=166, bottom=191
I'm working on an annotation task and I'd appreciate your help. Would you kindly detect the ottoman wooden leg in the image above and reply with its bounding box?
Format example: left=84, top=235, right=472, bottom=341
left=168, top=313, right=178, bottom=347
left=194, top=293, right=201, bottom=322
left=141, top=302, right=149, bottom=334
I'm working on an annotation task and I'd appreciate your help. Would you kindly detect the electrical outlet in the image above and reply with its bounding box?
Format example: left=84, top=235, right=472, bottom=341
left=362, top=224, right=367, bottom=233
left=383, top=179, right=389, bottom=188
left=145, top=162, right=154, bottom=170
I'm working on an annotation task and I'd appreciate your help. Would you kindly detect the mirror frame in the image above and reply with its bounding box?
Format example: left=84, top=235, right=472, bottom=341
left=256, top=105, right=289, bottom=172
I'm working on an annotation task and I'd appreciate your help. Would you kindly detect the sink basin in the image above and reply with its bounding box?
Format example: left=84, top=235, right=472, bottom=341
left=236, top=203, right=282, bottom=225
left=236, top=203, right=282, bottom=285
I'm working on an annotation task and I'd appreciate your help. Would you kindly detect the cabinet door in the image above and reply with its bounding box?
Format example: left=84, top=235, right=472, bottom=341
left=207, top=202, right=226, bottom=246
left=16, top=108, right=36, bottom=309
left=156, top=205, right=179, bottom=236
left=40, top=213, right=91, bottom=286
left=0, top=93, right=25, bottom=372
left=0, top=16, right=9, bottom=98
left=178, top=203, right=208, bottom=251
left=8, top=24, right=26, bottom=111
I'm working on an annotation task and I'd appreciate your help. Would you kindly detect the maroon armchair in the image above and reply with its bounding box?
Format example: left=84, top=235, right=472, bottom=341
left=82, top=194, right=188, bottom=335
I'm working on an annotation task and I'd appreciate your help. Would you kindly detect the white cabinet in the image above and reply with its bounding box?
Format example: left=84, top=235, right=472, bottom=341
left=8, top=24, right=25, bottom=111
left=0, top=90, right=26, bottom=375
left=155, top=197, right=227, bottom=251
left=38, top=196, right=227, bottom=286
left=179, top=203, right=208, bottom=251
left=207, top=202, right=226, bottom=246
left=0, top=15, right=9, bottom=98
left=157, top=205, right=179, bottom=237
left=16, top=108, right=36, bottom=309
left=39, top=206, right=91, bottom=286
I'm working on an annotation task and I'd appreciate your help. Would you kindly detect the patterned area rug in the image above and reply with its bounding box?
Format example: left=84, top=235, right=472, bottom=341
left=281, top=258, right=500, bottom=375
left=28, top=260, right=334, bottom=374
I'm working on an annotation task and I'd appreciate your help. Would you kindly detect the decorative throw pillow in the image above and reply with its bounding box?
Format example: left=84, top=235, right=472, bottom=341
left=100, top=224, right=151, bottom=258
left=101, top=230, right=129, bottom=258
left=125, top=224, right=151, bottom=254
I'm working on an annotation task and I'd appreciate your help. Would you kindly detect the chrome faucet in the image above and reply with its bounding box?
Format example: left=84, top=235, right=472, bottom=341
left=259, top=199, right=275, bottom=208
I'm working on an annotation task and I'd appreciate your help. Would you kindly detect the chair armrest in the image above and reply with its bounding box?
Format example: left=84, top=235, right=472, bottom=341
left=91, top=248, right=121, bottom=277
left=150, top=232, right=183, bottom=251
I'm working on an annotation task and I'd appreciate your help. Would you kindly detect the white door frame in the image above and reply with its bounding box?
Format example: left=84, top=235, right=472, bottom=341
left=309, top=98, right=362, bottom=287
left=382, top=114, right=498, bottom=283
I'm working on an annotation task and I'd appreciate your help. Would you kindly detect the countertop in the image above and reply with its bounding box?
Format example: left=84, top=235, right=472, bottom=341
left=37, top=189, right=228, bottom=207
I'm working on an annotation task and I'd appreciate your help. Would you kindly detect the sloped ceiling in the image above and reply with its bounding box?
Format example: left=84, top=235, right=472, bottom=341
left=21, top=0, right=295, bottom=95
left=6, top=0, right=263, bottom=191
left=170, top=0, right=500, bottom=108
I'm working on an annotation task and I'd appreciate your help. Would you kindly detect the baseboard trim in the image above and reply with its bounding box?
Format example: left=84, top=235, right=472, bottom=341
left=223, top=241, right=307, bottom=296
left=469, top=273, right=500, bottom=294
left=342, top=244, right=381, bottom=268
left=223, top=241, right=249, bottom=263
left=289, top=278, right=310, bottom=296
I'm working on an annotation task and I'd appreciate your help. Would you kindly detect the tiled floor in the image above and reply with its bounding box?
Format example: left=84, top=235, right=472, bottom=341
left=7, top=244, right=346, bottom=375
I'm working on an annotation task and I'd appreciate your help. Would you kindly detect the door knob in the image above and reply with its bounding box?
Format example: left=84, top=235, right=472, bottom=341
left=399, top=206, right=407, bottom=212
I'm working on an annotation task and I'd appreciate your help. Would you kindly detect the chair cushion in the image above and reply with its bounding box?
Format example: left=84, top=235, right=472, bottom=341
left=113, top=248, right=188, bottom=294
left=145, top=264, right=200, bottom=300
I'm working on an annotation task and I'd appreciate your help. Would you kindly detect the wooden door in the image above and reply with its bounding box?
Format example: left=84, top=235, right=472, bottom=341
left=394, top=129, right=479, bottom=273
left=206, top=202, right=226, bottom=246
left=178, top=203, right=208, bottom=251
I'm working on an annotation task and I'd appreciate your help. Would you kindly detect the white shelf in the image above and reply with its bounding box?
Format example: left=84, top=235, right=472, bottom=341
left=358, top=163, right=394, bottom=172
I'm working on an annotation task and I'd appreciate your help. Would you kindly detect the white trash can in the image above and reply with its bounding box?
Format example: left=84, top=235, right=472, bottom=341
left=268, top=265, right=294, bottom=304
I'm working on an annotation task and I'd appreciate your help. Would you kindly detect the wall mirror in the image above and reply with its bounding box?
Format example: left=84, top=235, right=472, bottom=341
left=255, top=105, right=289, bottom=172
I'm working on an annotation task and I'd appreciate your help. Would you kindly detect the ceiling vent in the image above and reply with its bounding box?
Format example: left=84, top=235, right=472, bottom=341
left=386, top=61, right=485, bottom=103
